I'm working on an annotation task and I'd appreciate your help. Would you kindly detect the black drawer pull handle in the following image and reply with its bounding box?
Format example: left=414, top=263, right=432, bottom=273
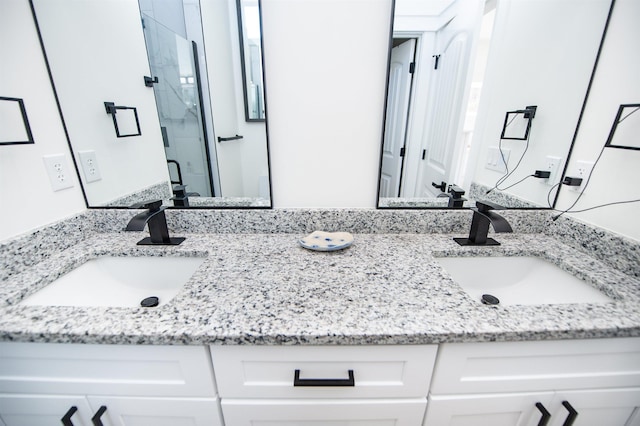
left=61, top=406, right=77, bottom=426
left=562, top=401, right=578, bottom=426
left=535, top=402, right=551, bottom=426
left=92, top=406, right=107, bottom=426
left=293, top=369, right=355, bottom=387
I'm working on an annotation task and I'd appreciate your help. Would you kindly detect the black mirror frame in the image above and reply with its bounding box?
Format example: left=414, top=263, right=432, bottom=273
left=377, top=0, right=616, bottom=211
left=236, top=0, right=266, bottom=122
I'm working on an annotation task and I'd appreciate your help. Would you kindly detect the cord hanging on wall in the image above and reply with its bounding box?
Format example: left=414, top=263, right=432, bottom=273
left=104, top=101, right=141, bottom=138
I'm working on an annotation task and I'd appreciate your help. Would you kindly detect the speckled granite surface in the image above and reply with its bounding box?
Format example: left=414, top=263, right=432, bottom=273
left=469, top=182, right=542, bottom=208
left=1, top=223, right=639, bottom=345
left=186, top=196, right=271, bottom=207
left=102, top=181, right=173, bottom=207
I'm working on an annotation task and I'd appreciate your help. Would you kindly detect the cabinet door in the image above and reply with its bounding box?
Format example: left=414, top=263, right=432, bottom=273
left=222, top=398, right=427, bottom=426
left=424, top=392, right=554, bottom=426
left=431, top=338, right=640, bottom=395
left=549, top=388, right=640, bottom=426
left=0, top=343, right=216, bottom=397
left=0, top=394, right=93, bottom=426
left=86, top=396, right=223, bottom=426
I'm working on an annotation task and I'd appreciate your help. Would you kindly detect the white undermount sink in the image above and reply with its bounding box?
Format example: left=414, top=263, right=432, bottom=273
left=436, top=256, right=613, bottom=306
left=20, top=256, right=205, bottom=308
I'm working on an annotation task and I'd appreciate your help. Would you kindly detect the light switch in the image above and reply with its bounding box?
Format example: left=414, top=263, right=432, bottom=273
left=486, top=146, right=510, bottom=173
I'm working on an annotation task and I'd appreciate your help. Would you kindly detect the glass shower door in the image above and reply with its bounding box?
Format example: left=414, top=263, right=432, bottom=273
left=141, top=13, right=215, bottom=197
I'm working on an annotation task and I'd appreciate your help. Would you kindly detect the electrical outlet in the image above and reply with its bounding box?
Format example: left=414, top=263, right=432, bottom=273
left=543, top=155, right=562, bottom=185
left=78, top=150, right=102, bottom=183
left=569, top=160, right=595, bottom=191
left=485, top=146, right=511, bottom=173
left=43, top=154, right=74, bottom=191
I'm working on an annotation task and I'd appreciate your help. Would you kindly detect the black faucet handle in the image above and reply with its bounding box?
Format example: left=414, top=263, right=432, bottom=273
left=130, top=199, right=164, bottom=211
left=448, top=185, right=466, bottom=198
left=172, top=185, right=188, bottom=197
left=476, top=200, right=507, bottom=212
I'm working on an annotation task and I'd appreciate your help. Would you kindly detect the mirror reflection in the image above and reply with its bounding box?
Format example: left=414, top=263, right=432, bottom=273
left=237, top=0, right=265, bottom=121
left=378, top=0, right=612, bottom=209
left=31, top=0, right=271, bottom=208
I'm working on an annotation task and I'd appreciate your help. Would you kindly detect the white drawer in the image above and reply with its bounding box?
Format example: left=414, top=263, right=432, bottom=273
left=210, top=345, right=437, bottom=399
left=221, top=398, right=427, bottom=425
left=430, top=337, right=640, bottom=394
left=0, top=342, right=216, bottom=397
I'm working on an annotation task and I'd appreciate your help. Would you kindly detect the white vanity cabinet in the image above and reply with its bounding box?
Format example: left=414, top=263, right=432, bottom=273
left=0, top=343, right=223, bottom=426
left=423, top=337, right=640, bottom=426
left=210, top=345, right=439, bottom=425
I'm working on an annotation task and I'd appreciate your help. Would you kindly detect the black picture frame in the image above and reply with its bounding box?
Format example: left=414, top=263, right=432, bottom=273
left=0, top=96, right=35, bottom=145
left=604, top=103, right=640, bottom=151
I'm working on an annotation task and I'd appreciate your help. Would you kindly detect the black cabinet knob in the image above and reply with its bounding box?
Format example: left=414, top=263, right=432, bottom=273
left=91, top=406, right=107, bottom=426
left=562, top=401, right=578, bottom=426
left=61, top=406, right=78, bottom=426
left=535, top=402, right=551, bottom=426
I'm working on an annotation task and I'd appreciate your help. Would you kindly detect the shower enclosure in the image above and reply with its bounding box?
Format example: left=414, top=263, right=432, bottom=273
left=141, top=13, right=216, bottom=197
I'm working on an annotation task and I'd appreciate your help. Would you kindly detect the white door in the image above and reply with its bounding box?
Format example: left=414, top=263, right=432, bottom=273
left=222, top=398, right=426, bottom=425
left=379, top=39, right=416, bottom=198
left=0, top=394, right=94, bottom=426
left=549, top=388, right=640, bottom=426
left=416, top=30, right=471, bottom=198
left=87, top=397, right=223, bottom=426
left=424, top=392, right=554, bottom=426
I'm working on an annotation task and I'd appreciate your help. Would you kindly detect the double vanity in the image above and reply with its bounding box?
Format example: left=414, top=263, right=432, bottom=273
left=0, top=208, right=639, bottom=425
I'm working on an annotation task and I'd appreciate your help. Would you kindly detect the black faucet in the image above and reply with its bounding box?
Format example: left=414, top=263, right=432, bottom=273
left=171, top=185, right=190, bottom=207
left=437, top=184, right=467, bottom=208
left=125, top=200, right=185, bottom=245
left=454, top=200, right=513, bottom=246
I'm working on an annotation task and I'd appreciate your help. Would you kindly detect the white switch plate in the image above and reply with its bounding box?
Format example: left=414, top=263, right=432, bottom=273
left=78, top=150, right=102, bottom=183
left=543, top=155, right=562, bottom=185
left=43, top=154, right=74, bottom=191
left=486, top=146, right=511, bottom=173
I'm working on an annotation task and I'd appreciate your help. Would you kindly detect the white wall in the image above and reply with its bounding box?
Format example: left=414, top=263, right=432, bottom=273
left=469, top=0, right=611, bottom=205
left=555, top=0, right=640, bottom=241
left=262, top=0, right=392, bottom=208
left=0, top=0, right=86, bottom=241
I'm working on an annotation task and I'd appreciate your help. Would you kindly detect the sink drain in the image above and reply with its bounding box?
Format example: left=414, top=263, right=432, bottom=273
left=481, top=294, right=500, bottom=305
left=140, top=296, right=159, bottom=307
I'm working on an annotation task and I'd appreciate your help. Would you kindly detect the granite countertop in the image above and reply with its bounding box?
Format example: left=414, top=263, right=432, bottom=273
left=1, top=230, right=639, bottom=346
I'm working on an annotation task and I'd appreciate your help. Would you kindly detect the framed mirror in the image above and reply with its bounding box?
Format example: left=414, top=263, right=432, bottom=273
left=30, top=0, right=272, bottom=208
left=377, top=0, right=612, bottom=209
left=237, top=0, right=265, bottom=122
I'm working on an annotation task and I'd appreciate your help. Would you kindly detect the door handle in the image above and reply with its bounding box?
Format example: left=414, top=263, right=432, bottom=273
left=561, top=401, right=578, bottom=426
left=61, top=406, right=78, bottom=426
left=432, top=181, right=447, bottom=191
left=535, top=402, right=551, bottom=426
left=91, top=406, right=107, bottom=426
left=293, top=369, right=355, bottom=387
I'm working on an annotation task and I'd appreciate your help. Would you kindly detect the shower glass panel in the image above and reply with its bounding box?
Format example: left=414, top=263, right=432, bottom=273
left=142, top=13, right=215, bottom=197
